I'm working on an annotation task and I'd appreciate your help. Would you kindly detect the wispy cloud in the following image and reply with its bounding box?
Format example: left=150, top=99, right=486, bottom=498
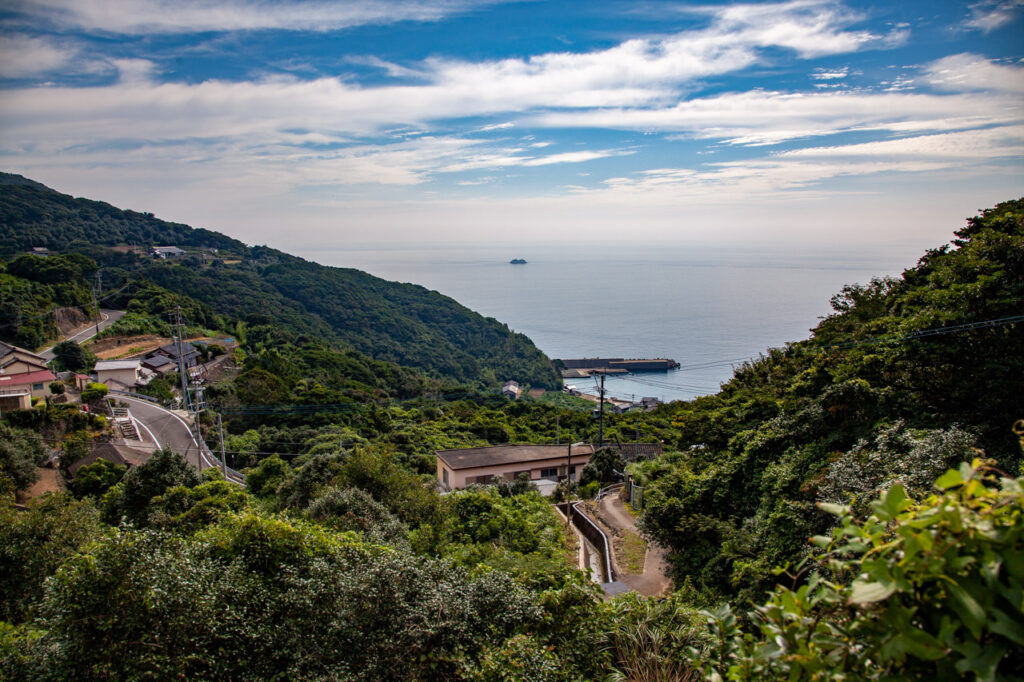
left=593, top=157, right=966, bottom=202
left=0, top=33, right=81, bottom=78
left=923, top=53, right=1024, bottom=94
left=529, top=87, right=1020, bottom=146
left=477, top=122, right=515, bottom=132
left=0, top=1, right=923, bottom=150
left=812, top=66, right=849, bottom=80
left=776, top=125, right=1024, bottom=159
left=1, top=0, right=1019, bottom=243
left=964, top=0, right=1024, bottom=32
left=6, top=0, right=488, bottom=34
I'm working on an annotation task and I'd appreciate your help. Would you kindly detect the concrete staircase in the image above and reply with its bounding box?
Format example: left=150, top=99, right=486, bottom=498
left=117, top=418, right=141, bottom=441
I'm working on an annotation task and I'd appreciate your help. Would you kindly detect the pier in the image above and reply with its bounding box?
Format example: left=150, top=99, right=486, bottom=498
left=558, top=357, right=680, bottom=378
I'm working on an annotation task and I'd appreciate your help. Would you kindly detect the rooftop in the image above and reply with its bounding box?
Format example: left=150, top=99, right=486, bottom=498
left=156, top=342, right=198, bottom=358
left=68, top=443, right=153, bottom=475
left=0, top=342, right=46, bottom=361
left=0, top=369, right=56, bottom=385
left=436, top=443, right=595, bottom=470
left=95, top=360, right=141, bottom=371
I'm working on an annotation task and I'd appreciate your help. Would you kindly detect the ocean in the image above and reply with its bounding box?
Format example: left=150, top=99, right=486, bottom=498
left=296, top=243, right=912, bottom=403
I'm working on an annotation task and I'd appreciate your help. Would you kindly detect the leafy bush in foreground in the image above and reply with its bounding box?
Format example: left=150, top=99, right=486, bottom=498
left=701, top=460, right=1023, bottom=681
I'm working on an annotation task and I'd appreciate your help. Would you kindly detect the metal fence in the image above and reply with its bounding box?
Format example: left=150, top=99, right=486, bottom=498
left=624, top=474, right=645, bottom=510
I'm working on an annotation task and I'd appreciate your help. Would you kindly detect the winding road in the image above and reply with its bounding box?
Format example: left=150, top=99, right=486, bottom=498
left=40, top=308, right=125, bottom=361
left=115, top=394, right=244, bottom=484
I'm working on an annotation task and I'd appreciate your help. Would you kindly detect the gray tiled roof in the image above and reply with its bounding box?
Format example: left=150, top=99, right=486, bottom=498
left=436, top=443, right=595, bottom=470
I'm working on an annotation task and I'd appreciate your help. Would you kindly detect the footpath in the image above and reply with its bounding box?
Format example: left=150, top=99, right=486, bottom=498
left=595, top=493, right=672, bottom=597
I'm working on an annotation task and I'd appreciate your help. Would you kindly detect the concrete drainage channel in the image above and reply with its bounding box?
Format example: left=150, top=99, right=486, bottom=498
left=557, top=501, right=631, bottom=596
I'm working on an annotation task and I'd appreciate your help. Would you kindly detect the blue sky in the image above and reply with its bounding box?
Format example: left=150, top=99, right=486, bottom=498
left=0, top=0, right=1021, bottom=254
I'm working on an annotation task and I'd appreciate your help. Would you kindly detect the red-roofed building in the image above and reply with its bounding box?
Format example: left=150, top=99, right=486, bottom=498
left=0, top=368, right=56, bottom=409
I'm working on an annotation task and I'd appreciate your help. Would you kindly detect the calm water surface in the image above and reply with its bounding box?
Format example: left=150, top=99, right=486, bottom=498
left=296, top=243, right=910, bottom=402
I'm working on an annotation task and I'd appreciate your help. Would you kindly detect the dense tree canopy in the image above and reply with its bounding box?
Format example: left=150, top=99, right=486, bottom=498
left=1, top=172, right=561, bottom=388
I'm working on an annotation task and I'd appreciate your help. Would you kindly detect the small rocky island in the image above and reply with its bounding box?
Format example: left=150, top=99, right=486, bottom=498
left=509, top=258, right=527, bottom=264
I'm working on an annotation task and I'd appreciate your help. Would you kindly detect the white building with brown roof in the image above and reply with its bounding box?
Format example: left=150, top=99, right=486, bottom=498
left=435, top=443, right=595, bottom=493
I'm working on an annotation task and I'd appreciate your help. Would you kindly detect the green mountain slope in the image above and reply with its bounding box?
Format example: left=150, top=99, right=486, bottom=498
left=633, top=198, right=1024, bottom=603
left=0, top=173, right=560, bottom=388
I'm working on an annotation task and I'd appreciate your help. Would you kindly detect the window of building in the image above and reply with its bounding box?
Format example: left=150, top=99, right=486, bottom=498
left=540, top=467, right=558, bottom=478
left=442, top=468, right=449, bottom=486
left=32, top=383, right=43, bottom=390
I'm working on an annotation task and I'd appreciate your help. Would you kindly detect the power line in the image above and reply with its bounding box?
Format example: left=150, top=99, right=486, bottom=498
left=813, top=313, right=1024, bottom=352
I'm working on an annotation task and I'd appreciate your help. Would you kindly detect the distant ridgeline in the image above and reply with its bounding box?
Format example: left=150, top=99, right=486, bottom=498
left=0, top=172, right=561, bottom=389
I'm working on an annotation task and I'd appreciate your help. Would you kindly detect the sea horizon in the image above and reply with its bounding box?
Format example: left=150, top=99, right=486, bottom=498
left=296, top=242, right=913, bottom=402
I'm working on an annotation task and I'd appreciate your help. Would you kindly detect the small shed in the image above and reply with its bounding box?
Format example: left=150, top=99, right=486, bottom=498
left=502, top=380, right=522, bottom=400
left=68, top=443, right=153, bottom=476
left=150, top=246, right=186, bottom=258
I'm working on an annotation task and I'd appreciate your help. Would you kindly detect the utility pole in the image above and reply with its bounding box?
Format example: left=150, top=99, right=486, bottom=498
left=556, top=413, right=560, bottom=445
left=565, top=442, right=573, bottom=527
left=218, top=412, right=227, bottom=478
left=634, top=393, right=640, bottom=452
left=174, top=307, right=191, bottom=413
left=193, top=419, right=204, bottom=472
left=597, top=373, right=605, bottom=447
left=92, top=271, right=102, bottom=338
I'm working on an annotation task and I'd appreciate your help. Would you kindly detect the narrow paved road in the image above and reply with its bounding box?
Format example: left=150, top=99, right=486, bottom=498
left=115, top=394, right=244, bottom=484
left=115, top=395, right=205, bottom=470
left=599, top=494, right=673, bottom=597
left=40, top=309, right=125, bottom=360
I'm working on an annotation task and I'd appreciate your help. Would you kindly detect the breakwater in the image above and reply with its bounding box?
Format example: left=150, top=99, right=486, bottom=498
left=558, top=357, right=680, bottom=372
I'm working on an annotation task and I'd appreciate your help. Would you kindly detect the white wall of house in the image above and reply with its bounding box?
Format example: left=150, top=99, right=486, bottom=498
left=95, top=365, right=140, bottom=388
left=437, top=453, right=592, bottom=491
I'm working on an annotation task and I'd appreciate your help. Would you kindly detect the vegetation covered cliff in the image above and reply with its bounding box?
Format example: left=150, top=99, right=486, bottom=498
left=0, top=172, right=560, bottom=389
left=633, top=198, right=1024, bottom=603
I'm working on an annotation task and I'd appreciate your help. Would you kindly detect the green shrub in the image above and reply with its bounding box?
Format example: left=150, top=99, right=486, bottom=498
left=80, top=382, right=108, bottom=402
left=700, top=460, right=1024, bottom=681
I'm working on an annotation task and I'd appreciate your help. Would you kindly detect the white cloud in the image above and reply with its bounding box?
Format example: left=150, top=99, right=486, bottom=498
left=0, top=1, right=929, bottom=150
left=812, top=66, right=848, bottom=80
left=924, top=53, right=1024, bottom=94
left=592, top=157, right=965, bottom=201
left=477, top=122, right=515, bottom=132
left=0, top=33, right=79, bottom=78
left=776, top=125, right=1024, bottom=159
left=697, top=0, right=906, bottom=58
left=529, top=88, right=1020, bottom=146
left=8, top=0, right=485, bottom=34
left=0, top=0, right=1018, bottom=237
left=518, top=149, right=633, bottom=167
left=964, top=0, right=1024, bottom=32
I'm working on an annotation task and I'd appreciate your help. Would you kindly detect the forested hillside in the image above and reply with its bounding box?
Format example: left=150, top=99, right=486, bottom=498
left=0, top=173, right=560, bottom=388
left=633, top=198, right=1024, bottom=604
left=1, top=198, right=1021, bottom=679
